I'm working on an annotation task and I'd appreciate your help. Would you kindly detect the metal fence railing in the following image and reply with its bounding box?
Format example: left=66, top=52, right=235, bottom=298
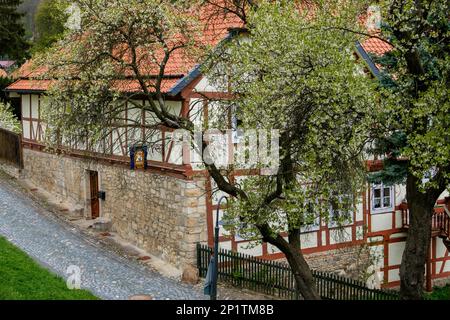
left=197, top=243, right=399, bottom=300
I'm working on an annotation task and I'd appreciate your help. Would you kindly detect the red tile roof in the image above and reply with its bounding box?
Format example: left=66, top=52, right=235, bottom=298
left=7, top=4, right=392, bottom=94
left=6, top=79, right=52, bottom=92
left=8, top=4, right=243, bottom=94
left=10, top=60, right=47, bottom=79
left=361, top=37, right=392, bottom=56
left=6, top=78, right=180, bottom=94
left=111, top=78, right=182, bottom=93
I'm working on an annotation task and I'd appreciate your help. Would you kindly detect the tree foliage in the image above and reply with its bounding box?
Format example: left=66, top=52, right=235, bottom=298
left=207, top=0, right=376, bottom=243
left=0, top=101, right=21, bottom=133
left=365, top=0, right=449, bottom=300
left=369, top=0, right=449, bottom=192
left=0, top=0, right=30, bottom=62
left=35, top=0, right=204, bottom=149
left=0, top=76, right=13, bottom=103
left=32, top=0, right=69, bottom=53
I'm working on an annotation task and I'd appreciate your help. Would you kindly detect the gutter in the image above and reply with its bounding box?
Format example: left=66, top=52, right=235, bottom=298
left=167, top=29, right=245, bottom=97
left=355, top=40, right=381, bottom=79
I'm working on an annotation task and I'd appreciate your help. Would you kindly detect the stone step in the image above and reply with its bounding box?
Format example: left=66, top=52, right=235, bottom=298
left=92, top=218, right=112, bottom=232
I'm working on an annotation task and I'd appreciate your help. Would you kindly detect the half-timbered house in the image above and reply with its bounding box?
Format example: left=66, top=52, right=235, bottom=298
left=4, top=7, right=450, bottom=289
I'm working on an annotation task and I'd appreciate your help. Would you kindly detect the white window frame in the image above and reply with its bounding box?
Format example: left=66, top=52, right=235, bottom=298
left=371, top=183, right=394, bottom=213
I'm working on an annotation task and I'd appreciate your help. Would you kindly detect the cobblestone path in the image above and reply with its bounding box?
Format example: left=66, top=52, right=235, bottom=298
left=0, top=178, right=206, bottom=300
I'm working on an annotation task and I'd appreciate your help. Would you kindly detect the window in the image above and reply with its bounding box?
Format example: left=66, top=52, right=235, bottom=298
left=371, top=184, right=394, bottom=212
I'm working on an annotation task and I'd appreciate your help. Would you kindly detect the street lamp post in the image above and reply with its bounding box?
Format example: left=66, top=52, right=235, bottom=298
left=210, top=195, right=228, bottom=300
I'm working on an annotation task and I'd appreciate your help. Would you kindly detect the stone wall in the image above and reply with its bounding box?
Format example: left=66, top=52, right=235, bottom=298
left=19, top=148, right=373, bottom=277
left=22, top=148, right=208, bottom=269
left=304, top=245, right=372, bottom=281
left=0, top=159, right=23, bottom=179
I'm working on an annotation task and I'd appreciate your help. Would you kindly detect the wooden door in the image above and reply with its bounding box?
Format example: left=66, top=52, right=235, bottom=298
left=89, top=171, right=100, bottom=219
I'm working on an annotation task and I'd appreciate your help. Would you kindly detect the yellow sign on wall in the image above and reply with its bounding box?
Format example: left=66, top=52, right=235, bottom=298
left=134, top=149, right=145, bottom=169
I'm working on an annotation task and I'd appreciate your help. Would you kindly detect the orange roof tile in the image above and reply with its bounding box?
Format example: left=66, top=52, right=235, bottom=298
left=361, top=37, right=392, bottom=56
left=10, top=60, right=48, bottom=79
left=7, top=4, right=393, bottom=94
left=111, top=78, right=181, bottom=93
left=6, top=78, right=179, bottom=94
left=6, top=79, right=52, bottom=91
left=0, top=69, right=7, bottom=78
left=7, top=4, right=243, bottom=94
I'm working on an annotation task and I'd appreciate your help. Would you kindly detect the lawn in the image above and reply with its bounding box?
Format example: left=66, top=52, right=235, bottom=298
left=0, top=236, right=98, bottom=300
left=427, top=285, right=450, bottom=300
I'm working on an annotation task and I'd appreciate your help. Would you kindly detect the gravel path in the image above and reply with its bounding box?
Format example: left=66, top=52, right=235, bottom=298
left=0, top=178, right=206, bottom=300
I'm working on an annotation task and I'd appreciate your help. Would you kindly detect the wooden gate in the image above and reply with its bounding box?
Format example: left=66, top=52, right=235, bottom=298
left=89, top=171, right=100, bottom=219
left=0, top=127, right=23, bottom=168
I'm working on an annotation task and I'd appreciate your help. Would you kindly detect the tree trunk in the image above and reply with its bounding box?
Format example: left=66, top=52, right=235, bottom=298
left=259, top=225, right=320, bottom=300
left=399, top=173, right=435, bottom=300
left=284, top=244, right=321, bottom=300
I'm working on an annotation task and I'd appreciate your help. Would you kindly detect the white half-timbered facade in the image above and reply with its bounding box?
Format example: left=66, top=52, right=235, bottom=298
left=5, top=15, right=450, bottom=289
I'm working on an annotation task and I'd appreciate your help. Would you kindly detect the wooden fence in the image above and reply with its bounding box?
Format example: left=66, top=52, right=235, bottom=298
left=197, top=243, right=399, bottom=300
left=0, top=127, right=23, bottom=168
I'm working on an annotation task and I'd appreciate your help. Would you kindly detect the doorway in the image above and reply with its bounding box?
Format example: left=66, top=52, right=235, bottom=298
left=89, top=171, right=100, bottom=219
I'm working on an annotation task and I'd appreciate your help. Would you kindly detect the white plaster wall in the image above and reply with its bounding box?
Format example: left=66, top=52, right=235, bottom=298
left=31, top=95, right=39, bottom=119
left=356, top=226, right=364, bottom=240
left=322, top=231, right=327, bottom=246
left=189, top=98, right=204, bottom=130
left=195, top=76, right=222, bottom=92
left=237, top=242, right=263, bottom=256
left=356, top=201, right=364, bottom=222
left=112, top=129, right=125, bottom=156
left=370, top=244, right=385, bottom=283
left=394, top=210, right=403, bottom=229
left=436, top=261, right=450, bottom=273
left=371, top=212, right=392, bottom=232
left=267, top=243, right=281, bottom=254
left=329, top=227, right=352, bottom=245
left=369, top=244, right=384, bottom=271
left=212, top=209, right=229, bottom=237
left=388, top=242, right=405, bottom=266
left=210, top=177, right=229, bottom=206
left=436, top=239, right=449, bottom=258
left=21, top=94, right=30, bottom=118
left=389, top=232, right=407, bottom=240
left=127, top=100, right=145, bottom=150
left=141, top=129, right=161, bottom=161
left=388, top=269, right=400, bottom=282
left=301, top=232, right=318, bottom=249
left=395, top=184, right=407, bottom=205
left=442, top=261, right=450, bottom=273
left=22, top=120, right=30, bottom=139
left=219, top=241, right=232, bottom=251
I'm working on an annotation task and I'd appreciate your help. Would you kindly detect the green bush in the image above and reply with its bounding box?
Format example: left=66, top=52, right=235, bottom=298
left=0, top=101, right=21, bottom=134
